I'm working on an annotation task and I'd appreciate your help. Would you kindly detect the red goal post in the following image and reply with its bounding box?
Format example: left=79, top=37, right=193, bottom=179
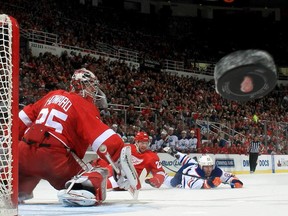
left=0, top=14, right=19, bottom=216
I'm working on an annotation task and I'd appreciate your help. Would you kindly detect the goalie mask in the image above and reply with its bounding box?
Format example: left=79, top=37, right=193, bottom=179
left=134, top=132, right=149, bottom=153
left=70, top=68, right=108, bottom=108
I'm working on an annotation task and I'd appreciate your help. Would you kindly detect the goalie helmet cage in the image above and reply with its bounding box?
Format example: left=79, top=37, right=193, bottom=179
left=0, top=14, right=19, bottom=216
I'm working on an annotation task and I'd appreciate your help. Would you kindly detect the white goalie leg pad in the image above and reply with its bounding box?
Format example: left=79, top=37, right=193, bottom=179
left=58, top=167, right=108, bottom=206
left=118, top=146, right=139, bottom=190
left=58, top=189, right=96, bottom=207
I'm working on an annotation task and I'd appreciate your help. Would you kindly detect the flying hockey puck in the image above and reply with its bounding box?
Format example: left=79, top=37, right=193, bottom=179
left=214, top=50, right=277, bottom=102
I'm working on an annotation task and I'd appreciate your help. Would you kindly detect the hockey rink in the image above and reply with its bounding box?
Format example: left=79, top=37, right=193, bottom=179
left=19, top=173, right=288, bottom=216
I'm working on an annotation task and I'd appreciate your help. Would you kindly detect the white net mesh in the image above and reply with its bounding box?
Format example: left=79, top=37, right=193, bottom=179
left=0, top=14, right=17, bottom=215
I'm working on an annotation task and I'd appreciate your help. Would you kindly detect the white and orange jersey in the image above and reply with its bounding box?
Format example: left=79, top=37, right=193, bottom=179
left=19, top=90, right=122, bottom=159
left=167, top=152, right=243, bottom=189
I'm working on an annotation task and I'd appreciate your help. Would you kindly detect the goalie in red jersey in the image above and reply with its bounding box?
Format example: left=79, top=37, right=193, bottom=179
left=95, top=131, right=166, bottom=189
left=18, top=68, right=139, bottom=206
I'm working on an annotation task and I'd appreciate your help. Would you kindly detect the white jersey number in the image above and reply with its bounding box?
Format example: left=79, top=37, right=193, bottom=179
left=36, top=108, right=68, bottom=133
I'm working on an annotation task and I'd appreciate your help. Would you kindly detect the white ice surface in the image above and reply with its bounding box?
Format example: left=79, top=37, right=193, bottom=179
left=18, top=173, right=288, bottom=216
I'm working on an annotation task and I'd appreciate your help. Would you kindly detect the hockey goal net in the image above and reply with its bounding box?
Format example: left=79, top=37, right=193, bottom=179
left=0, top=14, right=19, bottom=216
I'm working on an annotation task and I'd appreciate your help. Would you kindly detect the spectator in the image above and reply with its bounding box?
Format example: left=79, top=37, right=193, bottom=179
left=188, top=130, right=198, bottom=153
left=176, top=130, right=190, bottom=153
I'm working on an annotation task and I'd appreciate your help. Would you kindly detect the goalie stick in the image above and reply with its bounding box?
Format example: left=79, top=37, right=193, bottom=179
left=162, top=163, right=204, bottom=179
left=63, top=150, right=95, bottom=194
left=70, top=150, right=93, bottom=171
left=99, top=144, right=144, bottom=199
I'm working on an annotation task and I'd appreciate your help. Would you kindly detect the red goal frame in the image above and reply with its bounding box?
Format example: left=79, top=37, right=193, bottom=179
left=0, top=14, right=19, bottom=215
left=11, top=14, right=20, bottom=210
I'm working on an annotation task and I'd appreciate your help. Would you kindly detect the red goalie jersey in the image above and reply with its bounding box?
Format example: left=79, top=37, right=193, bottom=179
left=19, top=89, right=122, bottom=160
left=18, top=69, right=126, bottom=203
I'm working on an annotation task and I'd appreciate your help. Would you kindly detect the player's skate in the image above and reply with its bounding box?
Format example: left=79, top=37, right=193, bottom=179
left=58, top=167, right=108, bottom=206
left=163, top=146, right=179, bottom=159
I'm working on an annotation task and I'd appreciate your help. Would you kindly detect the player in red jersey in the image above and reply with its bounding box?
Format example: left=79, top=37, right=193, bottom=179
left=95, top=131, right=166, bottom=189
left=18, top=68, right=139, bottom=206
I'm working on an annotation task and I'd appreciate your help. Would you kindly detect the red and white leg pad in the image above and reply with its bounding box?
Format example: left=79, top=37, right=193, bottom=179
left=57, top=167, right=108, bottom=206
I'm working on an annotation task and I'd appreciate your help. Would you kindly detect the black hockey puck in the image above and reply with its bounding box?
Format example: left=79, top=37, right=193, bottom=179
left=214, top=50, right=277, bottom=102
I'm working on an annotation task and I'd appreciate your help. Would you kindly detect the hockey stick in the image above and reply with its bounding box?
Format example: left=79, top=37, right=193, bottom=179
left=70, top=150, right=93, bottom=171
left=63, top=150, right=96, bottom=193
left=99, top=144, right=141, bottom=199
left=162, top=163, right=203, bottom=179
left=99, top=145, right=120, bottom=173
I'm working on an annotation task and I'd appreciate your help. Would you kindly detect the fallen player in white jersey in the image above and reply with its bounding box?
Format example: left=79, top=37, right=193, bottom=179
left=163, top=147, right=243, bottom=189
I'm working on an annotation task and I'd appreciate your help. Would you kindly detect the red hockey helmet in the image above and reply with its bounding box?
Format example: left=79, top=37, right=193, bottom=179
left=134, top=132, right=149, bottom=142
left=134, top=132, right=149, bottom=153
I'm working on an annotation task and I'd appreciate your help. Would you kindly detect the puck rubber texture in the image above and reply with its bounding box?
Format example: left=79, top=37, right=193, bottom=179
left=214, top=50, right=277, bottom=101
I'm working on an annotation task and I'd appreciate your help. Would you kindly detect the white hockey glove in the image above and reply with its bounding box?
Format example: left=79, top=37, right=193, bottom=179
left=116, top=174, right=130, bottom=190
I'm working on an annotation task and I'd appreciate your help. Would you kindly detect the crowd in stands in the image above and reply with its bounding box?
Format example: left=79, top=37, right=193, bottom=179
left=2, top=0, right=288, bottom=66
left=18, top=51, right=288, bottom=155
left=1, top=0, right=288, bottom=155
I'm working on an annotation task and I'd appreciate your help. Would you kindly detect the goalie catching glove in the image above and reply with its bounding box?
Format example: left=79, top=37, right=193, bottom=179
left=115, top=174, right=130, bottom=190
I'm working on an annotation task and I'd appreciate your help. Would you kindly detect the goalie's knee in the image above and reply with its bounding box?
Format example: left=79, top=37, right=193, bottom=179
left=58, top=167, right=108, bottom=206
